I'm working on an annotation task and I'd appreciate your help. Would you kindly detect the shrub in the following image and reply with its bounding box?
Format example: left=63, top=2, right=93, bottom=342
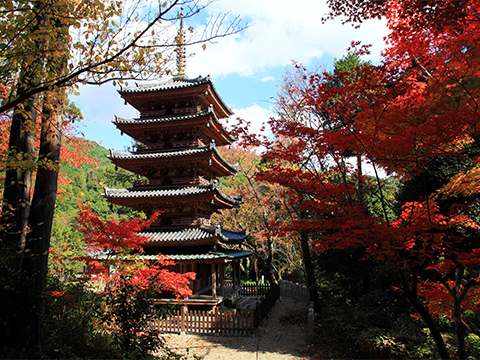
left=43, top=277, right=122, bottom=358
left=100, top=277, right=164, bottom=358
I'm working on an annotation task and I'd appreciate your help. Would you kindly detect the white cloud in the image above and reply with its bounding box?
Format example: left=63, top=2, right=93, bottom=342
left=186, top=0, right=389, bottom=77
left=226, top=103, right=274, bottom=137
left=261, top=76, right=275, bottom=83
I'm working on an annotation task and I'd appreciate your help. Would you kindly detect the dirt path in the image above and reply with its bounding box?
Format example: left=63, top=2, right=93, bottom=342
left=162, top=297, right=314, bottom=359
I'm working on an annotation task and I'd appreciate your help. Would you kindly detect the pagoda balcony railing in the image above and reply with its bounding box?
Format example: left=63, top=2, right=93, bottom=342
left=172, top=105, right=200, bottom=115
left=193, top=218, right=213, bottom=227
left=171, top=176, right=208, bottom=185
left=171, top=217, right=193, bottom=226
left=169, top=218, right=219, bottom=227
left=134, top=176, right=208, bottom=187
left=140, top=109, right=166, bottom=118
left=134, top=179, right=163, bottom=187
left=136, top=143, right=165, bottom=152
left=172, top=139, right=201, bottom=148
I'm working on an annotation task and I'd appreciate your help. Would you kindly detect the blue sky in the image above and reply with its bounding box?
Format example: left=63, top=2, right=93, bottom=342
left=72, top=0, right=389, bottom=151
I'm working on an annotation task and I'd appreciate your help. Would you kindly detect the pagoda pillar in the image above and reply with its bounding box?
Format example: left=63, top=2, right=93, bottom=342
left=211, top=263, right=217, bottom=299
left=232, top=261, right=237, bottom=289
left=219, top=263, right=224, bottom=297
left=238, top=260, right=242, bottom=288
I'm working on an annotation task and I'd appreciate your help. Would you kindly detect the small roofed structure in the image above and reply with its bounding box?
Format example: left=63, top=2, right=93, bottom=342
left=104, top=15, right=252, bottom=308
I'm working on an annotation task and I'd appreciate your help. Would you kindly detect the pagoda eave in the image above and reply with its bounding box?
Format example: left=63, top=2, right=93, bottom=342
left=138, top=226, right=247, bottom=247
left=118, top=76, right=233, bottom=119
left=139, top=249, right=254, bottom=264
left=108, top=146, right=239, bottom=178
left=143, top=236, right=220, bottom=247
left=103, top=185, right=242, bottom=210
left=113, top=111, right=235, bottom=147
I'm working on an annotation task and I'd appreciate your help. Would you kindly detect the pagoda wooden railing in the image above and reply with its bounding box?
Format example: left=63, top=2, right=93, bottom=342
left=171, top=176, right=196, bottom=185
left=171, top=105, right=200, bottom=116
left=171, top=217, right=193, bottom=226
left=133, top=179, right=163, bottom=187
left=193, top=218, right=212, bottom=227
left=169, top=218, right=217, bottom=227
left=172, top=139, right=199, bottom=148
left=136, top=143, right=165, bottom=152
left=140, top=109, right=166, bottom=118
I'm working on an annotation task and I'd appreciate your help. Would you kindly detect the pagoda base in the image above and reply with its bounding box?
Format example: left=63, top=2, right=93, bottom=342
left=153, top=295, right=224, bottom=308
left=153, top=284, right=243, bottom=309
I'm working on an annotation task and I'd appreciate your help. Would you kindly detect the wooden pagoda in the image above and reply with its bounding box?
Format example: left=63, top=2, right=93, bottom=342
left=103, top=17, right=252, bottom=308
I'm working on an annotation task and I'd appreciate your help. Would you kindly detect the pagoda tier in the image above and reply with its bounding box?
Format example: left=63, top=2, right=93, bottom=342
left=138, top=226, right=247, bottom=247
left=113, top=108, right=235, bottom=147
left=118, top=76, right=233, bottom=120
left=103, top=182, right=242, bottom=221
left=108, top=143, right=238, bottom=183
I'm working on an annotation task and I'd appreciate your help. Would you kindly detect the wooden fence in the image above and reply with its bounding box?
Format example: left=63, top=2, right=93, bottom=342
left=279, top=279, right=310, bottom=302
left=238, top=283, right=271, bottom=297
left=152, top=307, right=254, bottom=335
left=152, top=283, right=280, bottom=336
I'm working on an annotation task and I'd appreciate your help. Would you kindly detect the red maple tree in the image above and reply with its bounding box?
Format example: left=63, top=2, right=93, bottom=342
left=75, top=203, right=195, bottom=299
left=241, top=2, right=480, bottom=359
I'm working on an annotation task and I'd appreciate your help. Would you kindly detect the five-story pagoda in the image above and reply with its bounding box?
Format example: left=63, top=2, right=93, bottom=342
left=103, top=16, right=252, bottom=308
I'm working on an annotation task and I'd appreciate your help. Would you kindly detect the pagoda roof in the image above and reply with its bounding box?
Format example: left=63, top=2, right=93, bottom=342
left=139, top=226, right=247, bottom=247
left=94, top=249, right=253, bottom=264
left=113, top=107, right=236, bottom=145
left=108, top=143, right=238, bottom=177
left=140, top=249, right=254, bottom=263
left=103, top=182, right=242, bottom=209
left=118, top=75, right=233, bottom=119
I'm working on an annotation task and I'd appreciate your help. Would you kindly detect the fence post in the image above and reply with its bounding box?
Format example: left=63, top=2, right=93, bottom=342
left=214, top=307, right=219, bottom=334
left=250, top=308, right=255, bottom=334
left=308, top=301, right=314, bottom=342
left=181, top=306, right=186, bottom=335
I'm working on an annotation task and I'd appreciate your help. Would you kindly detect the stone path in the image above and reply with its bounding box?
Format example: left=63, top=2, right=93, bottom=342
left=161, top=297, right=314, bottom=359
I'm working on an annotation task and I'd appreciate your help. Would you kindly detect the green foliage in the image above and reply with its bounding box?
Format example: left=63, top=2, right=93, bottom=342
left=43, top=277, right=123, bottom=359
left=311, top=288, right=480, bottom=359
left=356, top=327, right=411, bottom=359
left=50, top=140, right=143, bottom=276
left=100, top=278, right=164, bottom=358
left=363, top=176, right=399, bottom=222
left=466, top=333, right=480, bottom=360
left=313, top=305, right=427, bottom=359
left=43, top=276, right=189, bottom=359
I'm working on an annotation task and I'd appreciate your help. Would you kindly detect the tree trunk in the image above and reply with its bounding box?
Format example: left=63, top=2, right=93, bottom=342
left=264, top=235, right=277, bottom=284
left=23, top=88, right=64, bottom=356
left=0, top=76, right=37, bottom=358
left=0, top=3, right=67, bottom=354
left=451, top=267, right=468, bottom=360
left=0, top=89, right=37, bottom=270
left=400, top=270, right=450, bottom=359
left=453, top=292, right=467, bottom=360
left=0, top=3, right=45, bottom=263
left=299, top=230, right=321, bottom=312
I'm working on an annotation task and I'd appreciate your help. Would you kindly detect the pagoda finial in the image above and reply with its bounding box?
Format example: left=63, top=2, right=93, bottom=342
left=173, top=8, right=186, bottom=80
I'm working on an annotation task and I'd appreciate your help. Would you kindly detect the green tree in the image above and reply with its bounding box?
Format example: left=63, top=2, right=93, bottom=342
left=0, top=1, right=245, bottom=356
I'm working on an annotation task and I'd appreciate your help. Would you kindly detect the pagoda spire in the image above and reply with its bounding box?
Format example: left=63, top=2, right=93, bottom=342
left=173, top=9, right=186, bottom=80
